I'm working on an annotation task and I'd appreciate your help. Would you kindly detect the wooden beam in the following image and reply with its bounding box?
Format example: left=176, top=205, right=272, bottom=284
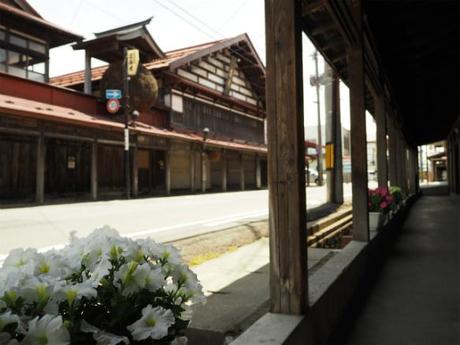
left=265, top=0, right=307, bottom=314
left=348, top=0, right=369, bottom=242
left=388, top=116, right=398, bottom=186
left=84, top=51, right=92, bottom=95
left=302, top=0, right=324, bottom=16
left=36, top=130, right=46, bottom=204
left=91, top=139, right=98, bottom=201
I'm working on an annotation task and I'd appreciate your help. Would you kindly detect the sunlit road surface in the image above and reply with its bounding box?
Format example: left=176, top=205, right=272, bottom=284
left=0, top=184, right=353, bottom=259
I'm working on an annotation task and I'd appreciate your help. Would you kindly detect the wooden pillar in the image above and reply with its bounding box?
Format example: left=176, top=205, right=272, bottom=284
left=190, top=149, right=196, bottom=192
left=201, top=151, right=206, bottom=193
left=221, top=150, right=227, bottom=192
left=91, top=139, right=98, bottom=201
left=35, top=131, right=46, bottom=204
left=84, top=51, right=92, bottom=95
left=265, top=0, right=307, bottom=314
left=240, top=154, right=245, bottom=191
left=256, top=154, right=262, bottom=189
left=132, top=144, right=138, bottom=198
left=165, top=150, right=171, bottom=196
left=388, top=117, right=398, bottom=186
left=325, top=65, right=343, bottom=204
left=348, top=0, right=368, bottom=242
left=375, top=95, right=388, bottom=188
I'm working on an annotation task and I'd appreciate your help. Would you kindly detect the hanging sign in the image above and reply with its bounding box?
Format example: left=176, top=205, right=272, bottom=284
left=325, top=143, right=334, bottom=169
left=106, top=98, right=120, bottom=114
left=105, top=89, right=122, bottom=99
left=127, top=49, right=140, bottom=76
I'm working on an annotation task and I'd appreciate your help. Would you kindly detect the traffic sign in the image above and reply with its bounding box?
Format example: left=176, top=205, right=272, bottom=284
left=106, top=98, right=120, bottom=114
left=105, top=89, right=122, bottom=99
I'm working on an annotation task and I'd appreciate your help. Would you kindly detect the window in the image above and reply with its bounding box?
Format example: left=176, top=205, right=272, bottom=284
left=10, top=34, right=27, bottom=48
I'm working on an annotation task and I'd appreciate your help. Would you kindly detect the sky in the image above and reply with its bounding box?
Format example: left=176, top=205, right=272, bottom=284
left=28, top=0, right=375, bottom=137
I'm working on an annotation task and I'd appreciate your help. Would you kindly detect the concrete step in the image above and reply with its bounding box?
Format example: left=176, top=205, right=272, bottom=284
left=307, top=207, right=352, bottom=235
left=307, top=214, right=353, bottom=246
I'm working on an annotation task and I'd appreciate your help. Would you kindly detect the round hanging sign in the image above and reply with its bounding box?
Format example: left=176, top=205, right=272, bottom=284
left=106, top=98, right=120, bottom=114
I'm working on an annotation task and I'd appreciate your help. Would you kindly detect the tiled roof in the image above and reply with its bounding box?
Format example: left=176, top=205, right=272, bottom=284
left=0, top=94, right=266, bottom=154
left=50, top=40, right=223, bottom=87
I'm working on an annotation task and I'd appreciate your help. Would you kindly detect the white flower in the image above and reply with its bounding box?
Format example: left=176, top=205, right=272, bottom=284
left=114, top=261, right=140, bottom=296
left=0, top=332, right=19, bottom=345
left=172, top=265, right=205, bottom=304
left=2, top=248, right=37, bottom=273
left=21, top=314, right=70, bottom=345
left=33, top=252, right=69, bottom=278
left=127, top=305, right=175, bottom=341
left=80, top=320, right=129, bottom=345
left=136, top=239, right=182, bottom=265
left=133, top=264, right=165, bottom=292
left=55, top=280, right=97, bottom=305
left=0, top=311, right=19, bottom=332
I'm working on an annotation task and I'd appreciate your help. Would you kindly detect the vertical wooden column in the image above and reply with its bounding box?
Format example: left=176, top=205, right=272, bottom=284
left=325, top=65, right=343, bottom=204
left=221, top=150, right=227, bottom=192
left=132, top=143, right=139, bottom=198
left=375, top=95, right=388, bottom=188
left=265, top=0, right=307, bottom=314
left=348, top=0, right=369, bottom=242
left=84, top=51, right=92, bottom=95
left=388, top=116, right=398, bottom=186
left=201, top=151, right=206, bottom=193
left=190, top=149, right=196, bottom=192
left=91, top=139, right=98, bottom=201
left=240, top=154, right=245, bottom=191
left=36, top=130, right=46, bottom=204
left=256, top=154, right=262, bottom=189
left=165, top=149, right=171, bottom=196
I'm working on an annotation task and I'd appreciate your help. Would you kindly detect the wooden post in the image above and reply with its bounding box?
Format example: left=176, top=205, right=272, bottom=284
left=348, top=0, right=369, bottom=242
left=165, top=150, right=171, bottom=196
left=376, top=95, right=388, bottom=188
left=388, top=116, right=398, bottom=186
left=36, top=131, right=46, bottom=204
left=325, top=65, right=343, bottom=204
left=190, top=149, right=196, bottom=192
left=265, top=0, right=307, bottom=314
left=240, top=154, right=245, bottom=191
left=84, top=51, right=92, bottom=95
left=91, top=140, right=98, bottom=201
left=256, top=154, right=262, bottom=189
left=201, top=151, right=206, bottom=193
left=132, top=143, right=139, bottom=198
left=221, top=150, right=227, bottom=192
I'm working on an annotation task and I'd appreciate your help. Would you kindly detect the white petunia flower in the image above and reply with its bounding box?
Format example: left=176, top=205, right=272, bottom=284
left=2, top=248, right=37, bottom=273
left=21, top=314, right=70, bottom=345
left=127, top=305, right=175, bottom=341
left=55, top=280, right=97, bottom=305
left=114, top=261, right=139, bottom=296
left=80, top=320, right=129, bottom=345
left=133, top=264, right=165, bottom=292
left=172, top=265, right=205, bottom=304
left=0, top=311, right=19, bottom=332
left=19, top=277, right=53, bottom=304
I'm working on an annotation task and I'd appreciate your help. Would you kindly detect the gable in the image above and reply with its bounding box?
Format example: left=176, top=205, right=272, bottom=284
left=176, top=49, right=261, bottom=107
left=1, top=0, right=41, bottom=17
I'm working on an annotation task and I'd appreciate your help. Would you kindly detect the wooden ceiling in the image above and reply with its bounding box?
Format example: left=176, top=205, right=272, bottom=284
left=302, top=0, right=459, bottom=146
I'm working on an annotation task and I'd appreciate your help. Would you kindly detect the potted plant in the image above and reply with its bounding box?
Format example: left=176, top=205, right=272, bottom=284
left=0, top=227, right=204, bottom=345
left=389, top=186, right=404, bottom=213
left=368, top=187, right=393, bottom=230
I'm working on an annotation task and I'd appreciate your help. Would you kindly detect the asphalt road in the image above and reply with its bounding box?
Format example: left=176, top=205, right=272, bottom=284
left=0, top=184, right=352, bottom=258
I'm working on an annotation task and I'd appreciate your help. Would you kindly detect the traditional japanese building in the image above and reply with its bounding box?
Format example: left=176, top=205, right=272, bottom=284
left=0, top=1, right=267, bottom=204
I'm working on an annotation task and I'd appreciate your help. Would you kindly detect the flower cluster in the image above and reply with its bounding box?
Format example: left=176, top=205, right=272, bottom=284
left=368, top=187, right=393, bottom=213
left=0, top=227, right=204, bottom=345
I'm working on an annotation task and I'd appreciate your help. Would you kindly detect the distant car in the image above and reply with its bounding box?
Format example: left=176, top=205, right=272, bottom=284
left=305, top=168, right=319, bottom=185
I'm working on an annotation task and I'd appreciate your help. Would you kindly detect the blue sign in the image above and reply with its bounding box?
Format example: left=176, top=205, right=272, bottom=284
left=105, top=89, right=122, bottom=99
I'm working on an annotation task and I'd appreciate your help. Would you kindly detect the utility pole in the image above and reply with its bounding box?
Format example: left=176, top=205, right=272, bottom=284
left=123, top=47, right=131, bottom=199
left=313, top=51, right=324, bottom=185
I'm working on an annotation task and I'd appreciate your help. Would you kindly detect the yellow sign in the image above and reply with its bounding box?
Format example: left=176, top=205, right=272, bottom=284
left=326, top=143, right=334, bottom=169
left=127, top=49, right=140, bottom=76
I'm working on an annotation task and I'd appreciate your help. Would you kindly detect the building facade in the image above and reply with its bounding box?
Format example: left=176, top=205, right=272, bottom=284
left=0, top=1, right=267, bottom=204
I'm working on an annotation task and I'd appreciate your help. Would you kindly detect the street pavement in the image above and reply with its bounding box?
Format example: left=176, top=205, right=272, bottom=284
left=0, top=184, right=352, bottom=258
